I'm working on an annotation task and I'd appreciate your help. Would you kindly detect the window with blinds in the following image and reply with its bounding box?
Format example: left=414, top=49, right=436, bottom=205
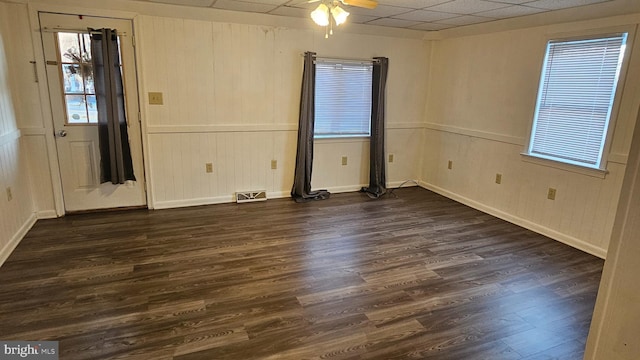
left=314, top=60, right=372, bottom=138
left=527, top=33, right=628, bottom=169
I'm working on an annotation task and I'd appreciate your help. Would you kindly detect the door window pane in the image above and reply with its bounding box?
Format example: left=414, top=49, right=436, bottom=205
left=56, top=32, right=123, bottom=125
left=62, top=64, right=83, bottom=93
left=65, top=95, right=88, bottom=123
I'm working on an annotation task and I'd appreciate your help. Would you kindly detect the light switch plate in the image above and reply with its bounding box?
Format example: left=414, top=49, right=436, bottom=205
left=148, top=92, right=164, bottom=105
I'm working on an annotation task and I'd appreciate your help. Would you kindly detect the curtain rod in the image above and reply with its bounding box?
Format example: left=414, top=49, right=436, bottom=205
left=41, top=27, right=128, bottom=36
left=300, top=53, right=380, bottom=64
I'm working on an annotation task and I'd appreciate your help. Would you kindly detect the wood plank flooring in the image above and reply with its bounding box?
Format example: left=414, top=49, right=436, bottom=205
left=0, top=188, right=603, bottom=359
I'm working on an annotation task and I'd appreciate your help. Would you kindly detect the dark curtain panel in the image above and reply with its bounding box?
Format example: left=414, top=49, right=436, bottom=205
left=362, top=57, right=389, bottom=198
left=91, top=28, right=135, bottom=184
left=291, top=52, right=330, bottom=203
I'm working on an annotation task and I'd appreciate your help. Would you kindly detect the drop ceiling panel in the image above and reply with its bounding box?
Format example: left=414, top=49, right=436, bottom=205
left=436, top=14, right=495, bottom=25
left=526, top=0, right=612, bottom=10
left=231, top=0, right=289, bottom=4
left=426, top=0, right=510, bottom=14
left=268, top=5, right=309, bottom=17
left=392, top=10, right=459, bottom=22
left=123, top=0, right=620, bottom=31
left=377, top=0, right=451, bottom=8
left=348, top=14, right=380, bottom=24
left=150, top=0, right=215, bottom=6
left=345, top=4, right=413, bottom=17
left=486, top=0, right=533, bottom=4
left=410, top=22, right=455, bottom=31
left=366, top=18, right=422, bottom=28
left=476, top=5, right=545, bottom=18
left=212, top=0, right=279, bottom=13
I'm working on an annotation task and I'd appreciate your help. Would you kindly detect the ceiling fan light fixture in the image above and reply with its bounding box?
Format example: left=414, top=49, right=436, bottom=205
left=331, top=5, right=349, bottom=26
left=311, top=4, right=330, bottom=26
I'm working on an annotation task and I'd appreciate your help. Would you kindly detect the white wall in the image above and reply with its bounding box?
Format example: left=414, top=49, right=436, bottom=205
left=138, top=15, right=430, bottom=208
left=0, top=2, right=38, bottom=265
left=420, top=15, right=640, bottom=257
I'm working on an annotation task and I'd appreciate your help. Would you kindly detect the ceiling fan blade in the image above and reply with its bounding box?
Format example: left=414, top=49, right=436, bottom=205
left=340, top=0, right=378, bottom=9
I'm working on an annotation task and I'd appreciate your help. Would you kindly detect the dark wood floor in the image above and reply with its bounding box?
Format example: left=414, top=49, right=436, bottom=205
left=0, top=187, right=603, bottom=359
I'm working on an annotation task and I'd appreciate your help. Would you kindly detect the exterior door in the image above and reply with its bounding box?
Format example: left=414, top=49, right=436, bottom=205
left=40, top=13, right=146, bottom=212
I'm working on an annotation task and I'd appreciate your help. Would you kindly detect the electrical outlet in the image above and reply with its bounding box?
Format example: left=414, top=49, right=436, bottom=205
left=6, top=187, right=12, bottom=201
left=388, top=154, right=394, bottom=163
left=205, top=163, right=213, bottom=173
left=342, top=156, right=348, bottom=166
left=495, top=173, right=502, bottom=184
left=448, top=160, right=453, bottom=170
left=148, top=92, right=164, bottom=105
left=271, top=160, right=277, bottom=170
left=547, top=187, right=557, bottom=200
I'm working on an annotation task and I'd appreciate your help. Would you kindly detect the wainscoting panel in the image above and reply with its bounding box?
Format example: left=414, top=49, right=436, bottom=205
left=421, top=129, right=625, bottom=257
left=0, top=2, right=38, bottom=265
left=137, top=14, right=431, bottom=208
left=148, top=128, right=421, bottom=208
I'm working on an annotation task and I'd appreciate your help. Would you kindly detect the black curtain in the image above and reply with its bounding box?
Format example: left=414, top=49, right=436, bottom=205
left=291, top=52, right=330, bottom=203
left=91, top=28, right=135, bottom=184
left=362, top=57, right=389, bottom=198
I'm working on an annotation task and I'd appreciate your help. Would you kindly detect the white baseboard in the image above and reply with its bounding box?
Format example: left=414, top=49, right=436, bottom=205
left=418, top=181, right=607, bottom=259
left=153, top=181, right=417, bottom=210
left=388, top=180, right=419, bottom=188
left=153, top=195, right=234, bottom=209
left=37, top=210, right=58, bottom=219
left=0, top=213, right=37, bottom=268
left=267, top=190, right=290, bottom=199
left=318, top=184, right=367, bottom=194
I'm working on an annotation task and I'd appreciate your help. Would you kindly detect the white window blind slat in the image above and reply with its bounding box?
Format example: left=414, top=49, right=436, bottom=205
left=314, top=61, right=372, bottom=137
left=528, top=34, right=627, bottom=168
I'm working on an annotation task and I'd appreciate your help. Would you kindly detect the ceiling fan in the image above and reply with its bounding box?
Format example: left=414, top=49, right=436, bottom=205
left=304, top=0, right=378, bottom=37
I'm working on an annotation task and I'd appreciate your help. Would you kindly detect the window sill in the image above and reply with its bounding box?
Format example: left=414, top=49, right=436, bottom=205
left=520, top=153, right=608, bottom=179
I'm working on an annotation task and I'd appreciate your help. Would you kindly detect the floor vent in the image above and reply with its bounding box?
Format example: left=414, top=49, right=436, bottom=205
left=235, top=190, right=267, bottom=203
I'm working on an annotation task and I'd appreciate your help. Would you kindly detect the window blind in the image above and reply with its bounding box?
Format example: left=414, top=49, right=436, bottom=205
left=315, top=61, right=372, bottom=137
left=529, top=34, right=627, bottom=168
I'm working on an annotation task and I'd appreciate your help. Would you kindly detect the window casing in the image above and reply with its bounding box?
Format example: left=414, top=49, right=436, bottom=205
left=526, top=33, right=628, bottom=170
left=314, top=60, right=372, bottom=138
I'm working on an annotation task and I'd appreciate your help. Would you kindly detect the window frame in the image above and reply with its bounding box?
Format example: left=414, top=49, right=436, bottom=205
left=523, top=28, right=633, bottom=175
left=313, top=57, right=373, bottom=139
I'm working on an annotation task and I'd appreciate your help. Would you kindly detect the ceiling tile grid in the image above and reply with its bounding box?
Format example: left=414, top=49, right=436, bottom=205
left=140, top=0, right=615, bottom=31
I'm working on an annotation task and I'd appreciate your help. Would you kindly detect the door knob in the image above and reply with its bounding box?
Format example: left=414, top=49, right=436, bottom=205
left=56, top=130, right=67, bottom=138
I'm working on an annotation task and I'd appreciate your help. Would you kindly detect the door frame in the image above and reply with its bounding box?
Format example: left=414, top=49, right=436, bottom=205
left=28, top=3, right=154, bottom=215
